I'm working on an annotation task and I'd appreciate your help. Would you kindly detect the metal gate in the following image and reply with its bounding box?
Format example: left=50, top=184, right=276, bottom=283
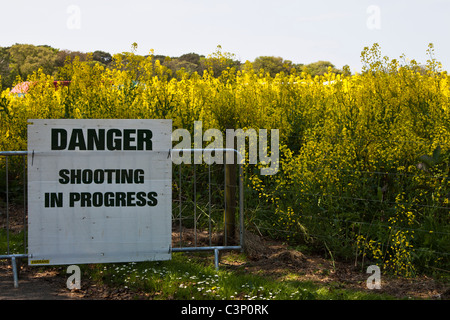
left=0, top=151, right=28, bottom=288
left=0, top=149, right=244, bottom=287
left=170, top=148, right=244, bottom=269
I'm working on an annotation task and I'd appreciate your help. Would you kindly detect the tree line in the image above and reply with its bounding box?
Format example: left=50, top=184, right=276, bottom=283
left=0, top=43, right=345, bottom=89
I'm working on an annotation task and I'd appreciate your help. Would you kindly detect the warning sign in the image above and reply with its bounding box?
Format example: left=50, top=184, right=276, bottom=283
left=27, top=119, right=172, bottom=265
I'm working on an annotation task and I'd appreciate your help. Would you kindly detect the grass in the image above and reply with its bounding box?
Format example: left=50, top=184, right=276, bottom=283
left=0, top=230, right=25, bottom=255
left=81, top=252, right=396, bottom=300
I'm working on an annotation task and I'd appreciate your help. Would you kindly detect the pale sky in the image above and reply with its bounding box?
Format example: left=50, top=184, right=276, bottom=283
left=1, top=0, right=449, bottom=72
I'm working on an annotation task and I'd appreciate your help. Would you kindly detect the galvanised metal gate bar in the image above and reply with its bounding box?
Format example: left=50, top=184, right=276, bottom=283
left=0, top=148, right=244, bottom=288
left=170, top=148, right=244, bottom=270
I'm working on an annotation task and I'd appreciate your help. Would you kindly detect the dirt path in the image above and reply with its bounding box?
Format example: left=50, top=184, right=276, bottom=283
left=0, top=261, right=84, bottom=300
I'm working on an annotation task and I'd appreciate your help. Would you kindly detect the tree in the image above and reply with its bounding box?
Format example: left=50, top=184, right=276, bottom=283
left=177, top=53, right=205, bottom=74
left=200, top=45, right=241, bottom=76
left=9, top=44, right=58, bottom=81
left=92, top=50, right=112, bottom=66
left=302, top=60, right=342, bottom=76
left=252, top=56, right=294, bottom=77
left=55, top=49, right=88, bottom=69
left=179, top=53, right=203, bottom=66
left=166, top=59, right=201, bottom=76
left=0, top=46, right=13, bottom=88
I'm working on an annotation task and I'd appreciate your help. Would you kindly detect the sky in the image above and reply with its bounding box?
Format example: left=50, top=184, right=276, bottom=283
left=1, top=0, right=449, bottom=72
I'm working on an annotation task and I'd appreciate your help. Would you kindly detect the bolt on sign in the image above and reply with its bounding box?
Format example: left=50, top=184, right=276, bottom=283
left=27, top=119, right=172, bottom=265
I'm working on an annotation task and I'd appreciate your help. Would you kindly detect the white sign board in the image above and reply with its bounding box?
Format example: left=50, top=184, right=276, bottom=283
left=27, top=119, right=172, bottom=265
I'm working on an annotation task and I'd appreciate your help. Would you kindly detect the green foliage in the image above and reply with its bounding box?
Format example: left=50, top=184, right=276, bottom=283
left=8, top=44, right=58, bottom=81
left=201, top=45, right=241, bottom=76
left=252, top=56, right=295, bottom=77
left=302, top=60, right=342, bottom=76
left=0, top=47, right=13, bottom=89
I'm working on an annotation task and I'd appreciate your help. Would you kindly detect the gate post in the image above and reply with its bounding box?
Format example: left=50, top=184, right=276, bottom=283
left=224, top=160, right=237, bottom=246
